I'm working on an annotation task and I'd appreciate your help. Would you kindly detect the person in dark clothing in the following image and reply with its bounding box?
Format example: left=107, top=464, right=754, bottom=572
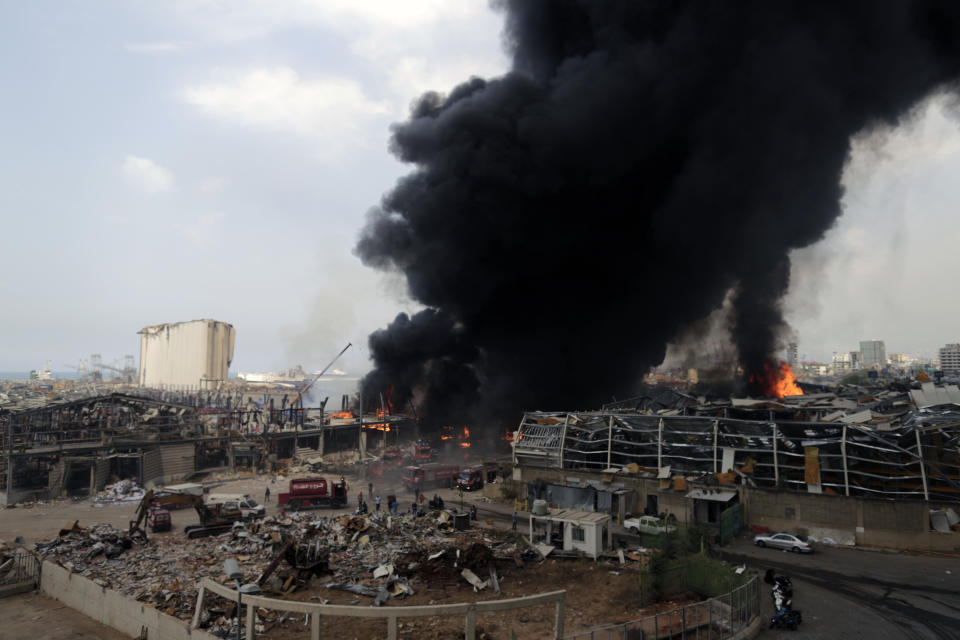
left=264, top=487, right=270, bottom=503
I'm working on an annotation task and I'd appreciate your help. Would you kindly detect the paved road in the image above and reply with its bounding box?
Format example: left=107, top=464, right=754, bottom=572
left=719, top=537, right=960, bottom=640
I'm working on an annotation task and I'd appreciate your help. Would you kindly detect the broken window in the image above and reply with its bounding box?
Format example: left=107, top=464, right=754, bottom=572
left=571, top=525, right=585, bottom=542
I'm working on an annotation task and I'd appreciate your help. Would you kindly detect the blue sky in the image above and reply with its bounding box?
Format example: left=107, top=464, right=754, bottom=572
left=2, top=1, right=960, bottom=376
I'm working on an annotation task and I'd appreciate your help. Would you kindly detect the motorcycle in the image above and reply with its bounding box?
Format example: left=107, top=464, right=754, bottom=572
left=770, top=608, right=803, bottom=630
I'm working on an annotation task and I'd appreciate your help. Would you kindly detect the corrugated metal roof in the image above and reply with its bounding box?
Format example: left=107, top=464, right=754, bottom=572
left=535, top=509, right=611, bottom=524
left=686, top=489, right=737, bottom=502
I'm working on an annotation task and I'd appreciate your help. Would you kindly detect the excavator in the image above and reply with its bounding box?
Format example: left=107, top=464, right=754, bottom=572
left=129, top=490, right=245, bottom=541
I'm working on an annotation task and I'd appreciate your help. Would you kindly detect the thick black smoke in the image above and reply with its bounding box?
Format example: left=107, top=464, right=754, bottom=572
left=357, top=0, right=960, bottom=422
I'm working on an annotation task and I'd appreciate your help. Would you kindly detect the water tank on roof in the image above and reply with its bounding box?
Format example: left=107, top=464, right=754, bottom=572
left=532, top=499, right=548, bottom=515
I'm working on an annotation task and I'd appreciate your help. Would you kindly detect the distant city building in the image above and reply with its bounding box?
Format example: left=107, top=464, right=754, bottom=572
left=785, top=342, right=798, bottom=366
left=888, top=353, right=913, bottom=370
left=939, top=344, right=960, bottom=376
left=849, top=351, right=861, bottom=371
left=139, top=319, right=235, bottom=390
left=859, top=340, right=886, bottom=368
left=832, top=352, right=851, bottom=372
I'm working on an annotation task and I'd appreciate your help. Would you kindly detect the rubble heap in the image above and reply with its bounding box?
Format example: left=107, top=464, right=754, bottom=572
left=33, top=509, right=533, bottom=628
left=94, top=479, right=146, bottom=504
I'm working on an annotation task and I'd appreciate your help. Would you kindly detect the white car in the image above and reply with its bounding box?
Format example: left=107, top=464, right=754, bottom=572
left=753, top=532, right=812, bottom=553
left=206, top=493, right=265, bottom=519
left=623, top=515, right=676, bottom=535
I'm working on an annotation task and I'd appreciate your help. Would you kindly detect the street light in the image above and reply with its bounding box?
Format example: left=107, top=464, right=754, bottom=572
left=224, top=559, right=261, bottom=640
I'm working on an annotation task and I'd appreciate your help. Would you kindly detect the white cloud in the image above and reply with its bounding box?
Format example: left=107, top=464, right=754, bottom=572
left=179, top=66, right=388, bottom=152
left=165, top=0, right=508, bottom=116
left=124, top=42, right=181, bottom=54
left=122, top=155, right=175, bottom=194
left=169, top=0, right=492, bottom=42
left=199, top=176, right=230, bottom=193
left=175, top=211, right=227, bottom=249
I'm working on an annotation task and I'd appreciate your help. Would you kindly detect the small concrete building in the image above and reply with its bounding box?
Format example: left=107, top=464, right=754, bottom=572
left=529, top=509, right=612, bottom=559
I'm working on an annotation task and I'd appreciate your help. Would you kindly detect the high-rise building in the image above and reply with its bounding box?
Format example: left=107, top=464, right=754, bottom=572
left=785, top=342, right=798, bottom=366
left=859, top=340, right=886, bottom=368
left=939, top=344, right=960, bottom=376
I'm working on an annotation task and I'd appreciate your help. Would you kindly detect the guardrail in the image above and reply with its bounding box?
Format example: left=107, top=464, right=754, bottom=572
left=195, top=577, right=566, bottom=640
left=564, top=576, right=761, bottom=640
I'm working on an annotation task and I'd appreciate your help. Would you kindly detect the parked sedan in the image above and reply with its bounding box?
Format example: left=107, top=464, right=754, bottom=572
left=753, top=532, right=813, bottom=553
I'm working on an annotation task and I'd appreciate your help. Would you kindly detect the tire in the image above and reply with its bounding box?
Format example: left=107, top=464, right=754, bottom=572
left=756, top=540, right=765, bottom=547
left=790, top=546, right=800, bottom=553
left=629, top=527, right=639, bottom=535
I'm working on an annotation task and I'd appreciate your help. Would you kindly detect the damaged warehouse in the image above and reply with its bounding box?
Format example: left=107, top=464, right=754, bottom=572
left=0, top=391, right=412, bottom=505
left=513, top=384, right=960, bottom=551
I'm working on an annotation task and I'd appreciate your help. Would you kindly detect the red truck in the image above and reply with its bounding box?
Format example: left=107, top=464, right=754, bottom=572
left=278, top=477, right=348, bottom=511
left=402, top=464, right=459, bottom=492
left=413, top=439, right=432, bottom=462
left=457, top=467, right=484, bottom=491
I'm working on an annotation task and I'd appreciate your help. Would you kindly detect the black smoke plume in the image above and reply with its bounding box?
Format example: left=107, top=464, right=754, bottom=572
left=356, top=0, right=960, bottom=422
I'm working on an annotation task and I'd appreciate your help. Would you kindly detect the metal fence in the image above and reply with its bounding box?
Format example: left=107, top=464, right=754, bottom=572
left=0, top=548, right=40, bottom=587
left=565, top=575, right=761, bottom=640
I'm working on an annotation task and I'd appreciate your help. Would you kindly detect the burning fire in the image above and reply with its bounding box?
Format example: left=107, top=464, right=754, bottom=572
left=329, top=411, right=354, bottom=419
left=442, top=425, right=472, bottom=447
left=751, top=361, right=803, bottom=399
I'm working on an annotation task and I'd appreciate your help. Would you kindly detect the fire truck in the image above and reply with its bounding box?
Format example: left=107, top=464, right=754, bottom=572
left=413, top=439, right=432, bottom=462
left=457, top=467, right=484, bottom=491
left=278, top=477, right=348, bottom=510
left=401, top=463, right=459, bottom=491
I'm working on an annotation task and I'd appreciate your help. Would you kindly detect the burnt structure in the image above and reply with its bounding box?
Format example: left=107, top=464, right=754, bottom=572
left=1, top=392, right=414, bottom=504
left=515, top=411, right=960, bottom=501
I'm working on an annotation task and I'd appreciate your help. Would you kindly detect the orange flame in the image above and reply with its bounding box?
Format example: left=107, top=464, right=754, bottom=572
left=329, top=411, right=354, bottom=419
left=751, top=361, right=803, bottom=398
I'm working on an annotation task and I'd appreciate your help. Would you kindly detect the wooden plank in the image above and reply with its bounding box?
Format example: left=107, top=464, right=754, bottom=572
left=190, top=585, right=205, bottom=630
left=199, top=578, right=566, bottom=618
left=554, top=595, right=565, bottom=639
left=312, top=612, right=321, bottom=640
left=246, top=598, right=255, bottom=639
left=465, top=607, right=476, bottom=640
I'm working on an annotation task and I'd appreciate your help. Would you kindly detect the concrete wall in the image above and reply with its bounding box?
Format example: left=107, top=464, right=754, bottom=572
left=41, top=561, right=217, bottom=640
left=139, top=319, right=234, bottom=390
left=742, top=487, right=960, bottom=552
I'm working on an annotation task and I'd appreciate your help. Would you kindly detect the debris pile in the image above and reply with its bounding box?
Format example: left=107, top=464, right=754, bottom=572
left=94, top=479, right=146, bottom=504
left=32, top=508, right=534, bottom=629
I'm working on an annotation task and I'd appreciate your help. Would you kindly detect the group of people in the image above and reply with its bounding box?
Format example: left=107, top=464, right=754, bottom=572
left=356, top=487, right=402, bottom=516
left=262, top=477, right=514, bottom=527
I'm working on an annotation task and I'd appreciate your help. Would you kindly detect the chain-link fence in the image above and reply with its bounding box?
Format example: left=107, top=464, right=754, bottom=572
left=565, top=575, right=760, bottom=640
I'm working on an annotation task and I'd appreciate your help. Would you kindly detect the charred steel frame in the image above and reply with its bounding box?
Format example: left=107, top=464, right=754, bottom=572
left=514, top=411, right=960, bottom=501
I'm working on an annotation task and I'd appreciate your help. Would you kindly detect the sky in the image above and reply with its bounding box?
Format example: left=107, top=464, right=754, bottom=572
left=1, top=1, right=960, bottom=377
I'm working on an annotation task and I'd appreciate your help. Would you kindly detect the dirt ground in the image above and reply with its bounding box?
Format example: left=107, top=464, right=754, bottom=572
left=241, top=554, right=695, bottom=640
left=0, top=592, right=129, bottom=640
left=1, top=468, right=682, bottom=639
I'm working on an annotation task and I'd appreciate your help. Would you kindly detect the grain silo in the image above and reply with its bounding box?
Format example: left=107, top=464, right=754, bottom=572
left=138, top=319, right=235, bottom=390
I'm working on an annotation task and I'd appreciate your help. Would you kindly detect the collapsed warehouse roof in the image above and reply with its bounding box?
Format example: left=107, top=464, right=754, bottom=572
left=514, top=384, right=960, bottom=501
left=1, top=392, right=201, bottom=451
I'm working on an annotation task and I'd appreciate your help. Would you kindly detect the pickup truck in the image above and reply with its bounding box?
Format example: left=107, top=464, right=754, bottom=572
left=623, top=515, right=676, bottom=535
